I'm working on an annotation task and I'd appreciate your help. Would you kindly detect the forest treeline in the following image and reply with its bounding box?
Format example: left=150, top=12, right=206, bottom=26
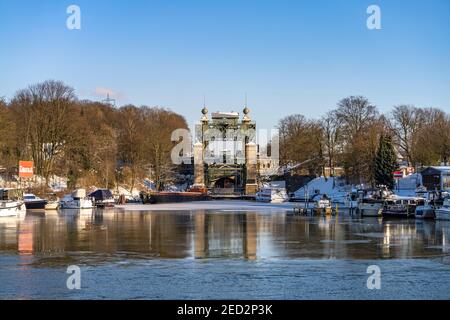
left=1, top=80, right=450, bottom=191
left=0, top=80, right=188, bottom=191
left=278, top=96, right=450, bottom=185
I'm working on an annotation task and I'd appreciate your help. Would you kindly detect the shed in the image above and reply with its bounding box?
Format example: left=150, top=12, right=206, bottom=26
left=420, top=166, right=450, bottom=191
left=89, top=189, right=114, bottom=201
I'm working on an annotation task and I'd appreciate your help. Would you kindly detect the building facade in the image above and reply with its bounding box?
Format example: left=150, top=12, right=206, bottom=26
left=193, top=107, right=258, bottom=195
left=421, top=166, right=450, bottom=191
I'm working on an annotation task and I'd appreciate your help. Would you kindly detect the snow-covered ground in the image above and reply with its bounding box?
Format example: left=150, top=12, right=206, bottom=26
left=293, top=175, right=421, bottom=199
left=293, top=177, right=351, bottom=200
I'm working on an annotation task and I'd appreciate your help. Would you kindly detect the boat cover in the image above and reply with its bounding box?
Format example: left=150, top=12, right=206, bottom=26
left=89, top=189, right=114, bottom=200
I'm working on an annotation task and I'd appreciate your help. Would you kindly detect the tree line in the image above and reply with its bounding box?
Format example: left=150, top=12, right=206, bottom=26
left=0, top=80, right=188, bottom=192
left=1, top=81, right=449, bottom=192
left=278, top=96, right=450, bottom=186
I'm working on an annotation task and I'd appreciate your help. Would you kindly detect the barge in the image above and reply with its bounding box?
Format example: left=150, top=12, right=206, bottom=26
left=141, top=191, right=209, bottom=204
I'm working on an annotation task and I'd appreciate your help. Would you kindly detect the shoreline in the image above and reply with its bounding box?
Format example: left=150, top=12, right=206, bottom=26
left=115, top=200, right=298, bottom=212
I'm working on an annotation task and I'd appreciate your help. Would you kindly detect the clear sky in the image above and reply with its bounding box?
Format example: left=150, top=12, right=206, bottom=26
left=1, top=0, right=449, bottom=130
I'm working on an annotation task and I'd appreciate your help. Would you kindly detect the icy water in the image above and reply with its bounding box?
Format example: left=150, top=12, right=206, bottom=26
left=0, top=204, right=449, bottom=299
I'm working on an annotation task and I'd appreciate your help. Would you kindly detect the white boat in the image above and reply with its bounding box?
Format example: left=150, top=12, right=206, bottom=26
left=316, top=198, right=332, bottom=209
left=256, top=187, right=289, bottom=203
left=312, top=194, right=332, bottom=211
left=44, top=193, right=60, bottom=210
left=357, top=188, right=392, bottom=217
left=60, top=189, right=94, bottom=209
left=0, top=188, right=26, bottom=217
left=331, top=191, right=358, bottom=210
left=45, top=201, right=59, bottom=210
left=415, top=191, right=436, bottom=219
left=436, top=198, right=450, bottom=221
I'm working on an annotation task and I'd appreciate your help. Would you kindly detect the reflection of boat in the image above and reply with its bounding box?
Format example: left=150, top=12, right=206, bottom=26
left=89, top=189, right=115, bottom=208
left=60, top=189, right=94, bottom=209
left=0, top=188, right=26, bottom=217
left=256, top=187, right=288, bottom=203
left=382, top=197, right=421, bottom=218
left=436, top=198, right=450, bottom=221
left=24, top=193, right=47, bottom=210
left=78, top=208, right=94, bottom=215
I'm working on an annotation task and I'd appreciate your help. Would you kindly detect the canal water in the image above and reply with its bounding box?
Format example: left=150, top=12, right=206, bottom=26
left=0, top=207, right=449, bottom=299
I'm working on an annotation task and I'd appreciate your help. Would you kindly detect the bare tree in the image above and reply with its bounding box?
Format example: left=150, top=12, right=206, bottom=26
left=10, top=80, right=75, bottom=187
left=335, top=96, right=378, bottom=139
left=321, top=110, right=342, bottom=178
left=117, top=105, right=146, bottom=193
left=334, top=96, right=380, bottom=184
left=414, top=108, right=450, bottom=166
left=278, top=114, right=324, bottom=176
left=142, top=107, right=188, bottom=190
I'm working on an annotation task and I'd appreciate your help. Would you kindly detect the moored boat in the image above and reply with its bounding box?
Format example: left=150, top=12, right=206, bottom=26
left=141, top=191, right=209, bottom=204
left=60, top=189, right=94, bottom=209
left=0, top=188, right=26, bottom=217
left=44, top=193, right=59, bottom=210
left=312, top=194, right=332, bottom=213
left=256, top=187, right=289, bottom=203
left=331, top=190, right=358, bottom=210
left=357, top=187, right=393, bottom=217
left=435, top=198, right=450, bottom=221
left=382, top=196, right=421, bottom=218
left=415, top=201, right=435, bottom=219
left=89, top=189, right=115, bottom=208
left=415, top=191, right=438, bottom=219
left=45, top=201, right=59, bottom=210
left=23, top=193, right=47, bottom=210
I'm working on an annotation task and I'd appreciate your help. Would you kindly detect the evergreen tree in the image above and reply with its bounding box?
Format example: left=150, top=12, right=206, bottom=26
left=373, top=134, right=398, bottom=189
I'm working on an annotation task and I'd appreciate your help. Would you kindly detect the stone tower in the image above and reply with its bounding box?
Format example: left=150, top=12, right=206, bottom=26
left=193, top=106, right=257, bottom=195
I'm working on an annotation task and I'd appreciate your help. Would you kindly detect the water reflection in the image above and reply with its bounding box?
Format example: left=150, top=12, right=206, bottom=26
left=0, top=209, right=449, bottom=266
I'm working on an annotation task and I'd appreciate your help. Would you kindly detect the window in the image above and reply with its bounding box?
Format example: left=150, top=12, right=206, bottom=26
left=443, top=175, right=450, bottom=190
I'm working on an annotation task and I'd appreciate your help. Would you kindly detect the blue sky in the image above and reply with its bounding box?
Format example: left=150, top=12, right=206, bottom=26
left=1, top=0, right=449, bottom=130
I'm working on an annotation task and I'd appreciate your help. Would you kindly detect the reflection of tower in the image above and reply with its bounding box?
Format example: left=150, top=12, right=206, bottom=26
left=194, top=212, right=207, bottom=258
left=244, top=213, right=257, bottom=260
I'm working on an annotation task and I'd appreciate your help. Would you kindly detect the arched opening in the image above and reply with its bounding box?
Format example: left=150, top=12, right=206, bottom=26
left=214, top=177, right=236, bottom=189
